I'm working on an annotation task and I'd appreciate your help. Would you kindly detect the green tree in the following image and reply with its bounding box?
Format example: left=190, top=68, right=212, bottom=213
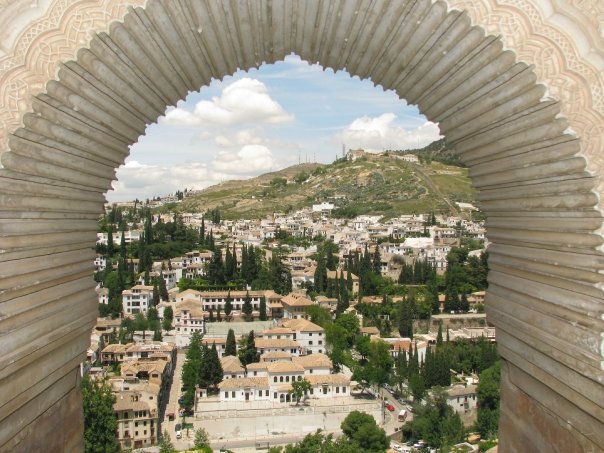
left=159, top=429, right=175, bottom=453
left=224, top=291, right=233, bottom=320
left=288, top=378, right=312, bottom=405
left=397, top=297, right=414, bottom=338
left=238, top=330, right=259, bottom=366
left=334, top=313, right=360, bottom=347
left=193, top=427, right=211, bottom=449
left=305, top=305, right=332, bottom=327
left=159, top=272, right=169, bottom=301
left=341, top=410, right=389, bottom=453
left=225, top=328, right=237, bottom=356
left=242, top=291, right=253, bottom=321
left=367, top=340, right=393, bottom=388
left=408, top=387, right=465, bottom=449
left=477, top=361, right=501, bottom=438
left=205, top=342, right=223, bottom=389
left=259, top=297, right=268, bottom=321
left=81, top=376, right=119, bottom=453
left=163, top=306, right=173, bottom=331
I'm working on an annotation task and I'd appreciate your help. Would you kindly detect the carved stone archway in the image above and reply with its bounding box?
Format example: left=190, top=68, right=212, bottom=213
left=0, top=1, right=602, bottom=452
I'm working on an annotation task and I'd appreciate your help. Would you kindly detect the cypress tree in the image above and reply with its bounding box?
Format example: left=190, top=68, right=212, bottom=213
left=208, top=307, right=215, bottom=322
left=225, top=329, right=237, bottom=356
left=119, top=224, right=127, bottom=259
left=242, top=291, right=253, bottom=321
left=239, top=330, right=259, bottom=366
left=232, top=245, right=238, bottom=279
left=372, top=245, right=381, bottom=274
left=437, top=323, right=444, bottom=346
left=224, top=291, right=233, bottom=320
left=259, top=297, right=268, bottom=321
left=159, top=272, right=169, bottom=301
left=107, top=224, right=115, bottom=257
left=314, top=254, right=327, bottom=293
left=152, top=283, right=159, bottom=307
left=460, top=292, right=470, bottom=312
left=224, top=243, right=234, bottom=281
left=216, top=304, right=222, bottom=322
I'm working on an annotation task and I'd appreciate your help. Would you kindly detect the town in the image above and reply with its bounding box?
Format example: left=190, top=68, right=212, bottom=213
left=85, top=187, right=497, bottom=453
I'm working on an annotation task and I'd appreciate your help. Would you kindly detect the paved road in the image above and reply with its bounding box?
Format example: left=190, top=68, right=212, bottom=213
left=159, top=349, right=188, bottom=448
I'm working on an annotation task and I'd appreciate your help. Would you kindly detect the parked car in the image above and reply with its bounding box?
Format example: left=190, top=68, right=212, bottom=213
left=167, top=412, right=175, bottom=421
left=176, top=430, right=182, bottom=439
left=386, top=403, right=396, bottom=412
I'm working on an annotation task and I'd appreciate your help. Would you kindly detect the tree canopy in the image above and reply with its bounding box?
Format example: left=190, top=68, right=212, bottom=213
left=81, top=376, right=120, bottom=453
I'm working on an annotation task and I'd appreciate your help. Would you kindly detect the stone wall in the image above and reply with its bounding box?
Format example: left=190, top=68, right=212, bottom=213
left=0, top=1, right=602, bottom=451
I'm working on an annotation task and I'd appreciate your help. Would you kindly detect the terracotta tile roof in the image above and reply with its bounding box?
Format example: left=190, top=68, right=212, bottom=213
left=218, top=377, right=269, bottom=390
left=281, top=294, right=315, bottom=307
left=305, top=374, right=350, bottom=385
left=220, top=355, right=245, bottom=374
left=260, top=351, right=293, bottom=361
left=255, top=338, right=300, bottom=349
left=246, top=362, right=268, bottom=371
left=292, top=353, right=332, bottom=369
left=266, top=361, right=305, bottom=374
left=282, top=318, right=324, bottom=332
left=261, top=327, right=294, bottom=335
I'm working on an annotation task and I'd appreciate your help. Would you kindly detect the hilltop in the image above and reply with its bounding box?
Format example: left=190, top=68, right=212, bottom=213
left=172, top=152, right=476, bottom=220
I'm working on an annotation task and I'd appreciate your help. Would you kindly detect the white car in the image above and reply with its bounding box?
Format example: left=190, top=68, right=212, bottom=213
left=176, top=430, right=182, bottom=439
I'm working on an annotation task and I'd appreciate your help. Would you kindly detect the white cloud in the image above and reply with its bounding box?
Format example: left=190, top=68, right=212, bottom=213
left=107, top=145, right=276, bottom=201
left=161, top=78, right=294, bottom=126
left=336, top=113, right=442, bottom=151
left=212, top=145, right=275, bottom=175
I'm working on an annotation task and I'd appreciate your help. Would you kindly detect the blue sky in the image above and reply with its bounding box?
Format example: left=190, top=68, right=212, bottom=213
left=107, top=55, right=441, bottom=202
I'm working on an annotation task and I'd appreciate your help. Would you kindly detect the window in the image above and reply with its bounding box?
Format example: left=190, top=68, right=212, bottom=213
left=273, top=392, right=277, bottom=399
left=254, top=371, right=257, bottom=376
left=280, top=376, right=284, bottom=382
left=297, top=376, right=302, bottom=381
left=285, top=376, right=289, bottom=382
left=343, top=387, right=346, bottom=393
left=318, top=340, right=323, bottom=345
left=266, top=390, right=269, bottom=396
left=336, top=387, right=340, bottom=394
left=232, top=391, right=235, bottom=398
left=309, top=341, right=313, bottom=345
left=225, top=392, right=228, bottom=398
left=274, top=376, right=277, bottom=383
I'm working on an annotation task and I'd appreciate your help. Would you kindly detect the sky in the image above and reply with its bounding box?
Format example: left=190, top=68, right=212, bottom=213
left=106, top=54, right=442, bottom=202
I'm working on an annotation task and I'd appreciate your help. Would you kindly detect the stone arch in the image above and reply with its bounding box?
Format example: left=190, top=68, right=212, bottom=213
left=0, top=1, right=602, bottom=452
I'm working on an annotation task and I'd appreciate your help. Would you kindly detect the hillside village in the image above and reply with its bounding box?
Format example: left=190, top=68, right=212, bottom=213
left=87, top=168, right=496, bottom=452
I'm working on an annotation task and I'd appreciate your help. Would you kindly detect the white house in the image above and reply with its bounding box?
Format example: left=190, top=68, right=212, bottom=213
left=446, top=384, right=478, bottom=414
left=122, top=285, right=155, bottom=315
left=217, top=353, right=350, bottom=403
left=282, top=318, right=326, bottom=355
left=173, top=299, right=206, bottom=347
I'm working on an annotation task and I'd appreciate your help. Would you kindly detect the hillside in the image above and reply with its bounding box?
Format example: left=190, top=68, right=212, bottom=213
left=174, top=154, right=476, bottom=220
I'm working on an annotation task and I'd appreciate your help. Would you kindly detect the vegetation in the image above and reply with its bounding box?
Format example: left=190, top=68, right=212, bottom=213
left=81, top=376, right=120, bottom=453
left=288, top=378, right=312, bottom=405
left=476, top=361, right=501, bottom=438
left=404, top=387, right=465, bottom=449
left=175, top=153, right=475, bottom=220
left=181, top=332, right=223, bottom=409
left=268, top=411, right=389, bottom=453
left=158, top=430, right=175, bottom=453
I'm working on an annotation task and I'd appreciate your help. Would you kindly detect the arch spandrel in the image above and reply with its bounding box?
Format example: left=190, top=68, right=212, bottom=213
left=0, top=1, right=603, bottom=452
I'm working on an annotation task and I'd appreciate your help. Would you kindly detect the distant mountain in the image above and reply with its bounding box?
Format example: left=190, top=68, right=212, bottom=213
left=173, top=151, right=476, bottom=220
